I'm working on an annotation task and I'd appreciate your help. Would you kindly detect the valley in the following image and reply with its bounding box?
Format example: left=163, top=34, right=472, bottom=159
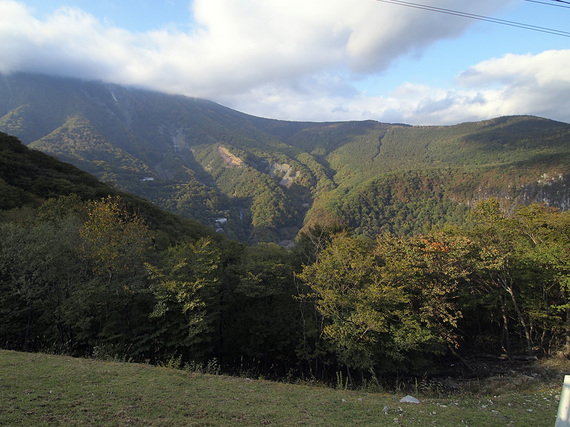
left=2, top=73, right=568, bottom=244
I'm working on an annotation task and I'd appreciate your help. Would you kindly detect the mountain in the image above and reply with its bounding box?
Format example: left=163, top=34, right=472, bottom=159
left=0, top=131, right=217, bottom=246
left=1, top=73, right=569, bottom=243
left=0, top=130, right=109, bottom=210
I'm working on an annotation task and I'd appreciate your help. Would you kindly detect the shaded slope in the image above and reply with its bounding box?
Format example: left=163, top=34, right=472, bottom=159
left=0, top=131, right=217, bottom=245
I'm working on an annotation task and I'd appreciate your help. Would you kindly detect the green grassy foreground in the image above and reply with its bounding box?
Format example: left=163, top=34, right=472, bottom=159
left=0, top=350, right=564, bottom=426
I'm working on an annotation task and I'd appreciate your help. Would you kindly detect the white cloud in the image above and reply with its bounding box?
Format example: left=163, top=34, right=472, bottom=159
left=411, top=50, right=570, bottom=124
left=381, top=50, right=570, bottom=125
left=0, top=1, right=507, bottom=87
left=226, top=49, right=570, bottom=126
left=0, top=2, right=135, bottom=79
left=2, top=0, right=569, bottom=126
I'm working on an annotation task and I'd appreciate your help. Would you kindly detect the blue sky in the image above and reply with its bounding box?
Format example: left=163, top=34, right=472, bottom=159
left=1, top=0, right=569, bottom=125
left=14, top=0, right=196, bottom=33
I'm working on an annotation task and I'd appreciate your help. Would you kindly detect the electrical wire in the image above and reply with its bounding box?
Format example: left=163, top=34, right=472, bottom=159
left=376, top=0, right=570, bottom=38
left=524, top=0, right=570, bottom=9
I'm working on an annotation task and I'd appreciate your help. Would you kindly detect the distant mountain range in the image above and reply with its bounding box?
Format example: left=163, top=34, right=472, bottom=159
left=1, top=73, right=569, bottom=244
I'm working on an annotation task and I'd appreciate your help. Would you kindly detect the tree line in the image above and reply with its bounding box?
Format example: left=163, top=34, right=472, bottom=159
left=1, top=195, right=569, bottom=386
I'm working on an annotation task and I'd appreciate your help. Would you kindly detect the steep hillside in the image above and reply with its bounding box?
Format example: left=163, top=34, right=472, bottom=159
left=0, top=131, right=109, bottom=209
left=0, top=131, right=216, bottom=246
left=1, top=73, right=569, bottom=242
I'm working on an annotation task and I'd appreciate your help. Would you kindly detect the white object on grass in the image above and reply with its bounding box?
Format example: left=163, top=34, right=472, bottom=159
left=556, top=375, right=570, bottom=427
left=399, top=395, right=420, bottom=404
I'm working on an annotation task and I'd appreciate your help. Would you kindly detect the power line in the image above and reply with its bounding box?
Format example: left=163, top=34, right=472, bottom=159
left=376, top=0, right=570, bottom=38
left=524, top=0, right=570, bottom=9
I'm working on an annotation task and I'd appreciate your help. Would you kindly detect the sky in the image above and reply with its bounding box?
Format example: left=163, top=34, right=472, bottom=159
left=0, top=0, right=569, bottom=125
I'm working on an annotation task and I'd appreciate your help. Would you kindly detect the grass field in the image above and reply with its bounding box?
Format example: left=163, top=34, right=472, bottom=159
left=0, top=350, right=565, bottom=426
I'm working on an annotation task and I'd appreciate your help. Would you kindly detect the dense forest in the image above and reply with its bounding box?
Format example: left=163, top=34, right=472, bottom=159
left=1, top=132, right=569, bottom=388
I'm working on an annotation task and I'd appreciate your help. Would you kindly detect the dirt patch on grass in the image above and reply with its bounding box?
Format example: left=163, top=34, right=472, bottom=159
left=440, top=354, right=570, bottom=395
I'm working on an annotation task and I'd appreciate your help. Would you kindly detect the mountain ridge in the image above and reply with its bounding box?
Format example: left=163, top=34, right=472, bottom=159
left=1, top=72, right=568, bottom=243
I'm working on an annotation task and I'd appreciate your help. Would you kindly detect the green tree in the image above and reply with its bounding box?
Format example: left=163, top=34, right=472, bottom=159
left=298, top=233, right=408, bottom=379
left=147, top=237, right=221, bottom=361
left=80, top=196, right=154, bottom=285
left=513, top=204, right=570, bottom=354
left=222, top=243, right=298, bottom=374
left=73, top=196, right=155, bottom=357
left=374, top=232, right=473, bottom=371
left=0, top=203, right=85, bottom=352
left=469, top=199, right=535, bottom=355
left=299, top=230, right=473, bottom=380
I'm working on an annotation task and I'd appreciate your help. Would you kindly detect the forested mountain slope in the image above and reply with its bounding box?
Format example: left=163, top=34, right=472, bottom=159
left=1, top=73, right=569, bottom=243
left=0, top=131, right=108, bottom=209
left=0, top=131, right=216, bottom=246
left=1, top=121, right=570, bottom=384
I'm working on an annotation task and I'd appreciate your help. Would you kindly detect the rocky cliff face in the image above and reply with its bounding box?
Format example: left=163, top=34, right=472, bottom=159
left=520, top=176, right=569, bottom=211
left=267, top=162, right=301, bottom=187
left=464, top=174, right=569, bottom=212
